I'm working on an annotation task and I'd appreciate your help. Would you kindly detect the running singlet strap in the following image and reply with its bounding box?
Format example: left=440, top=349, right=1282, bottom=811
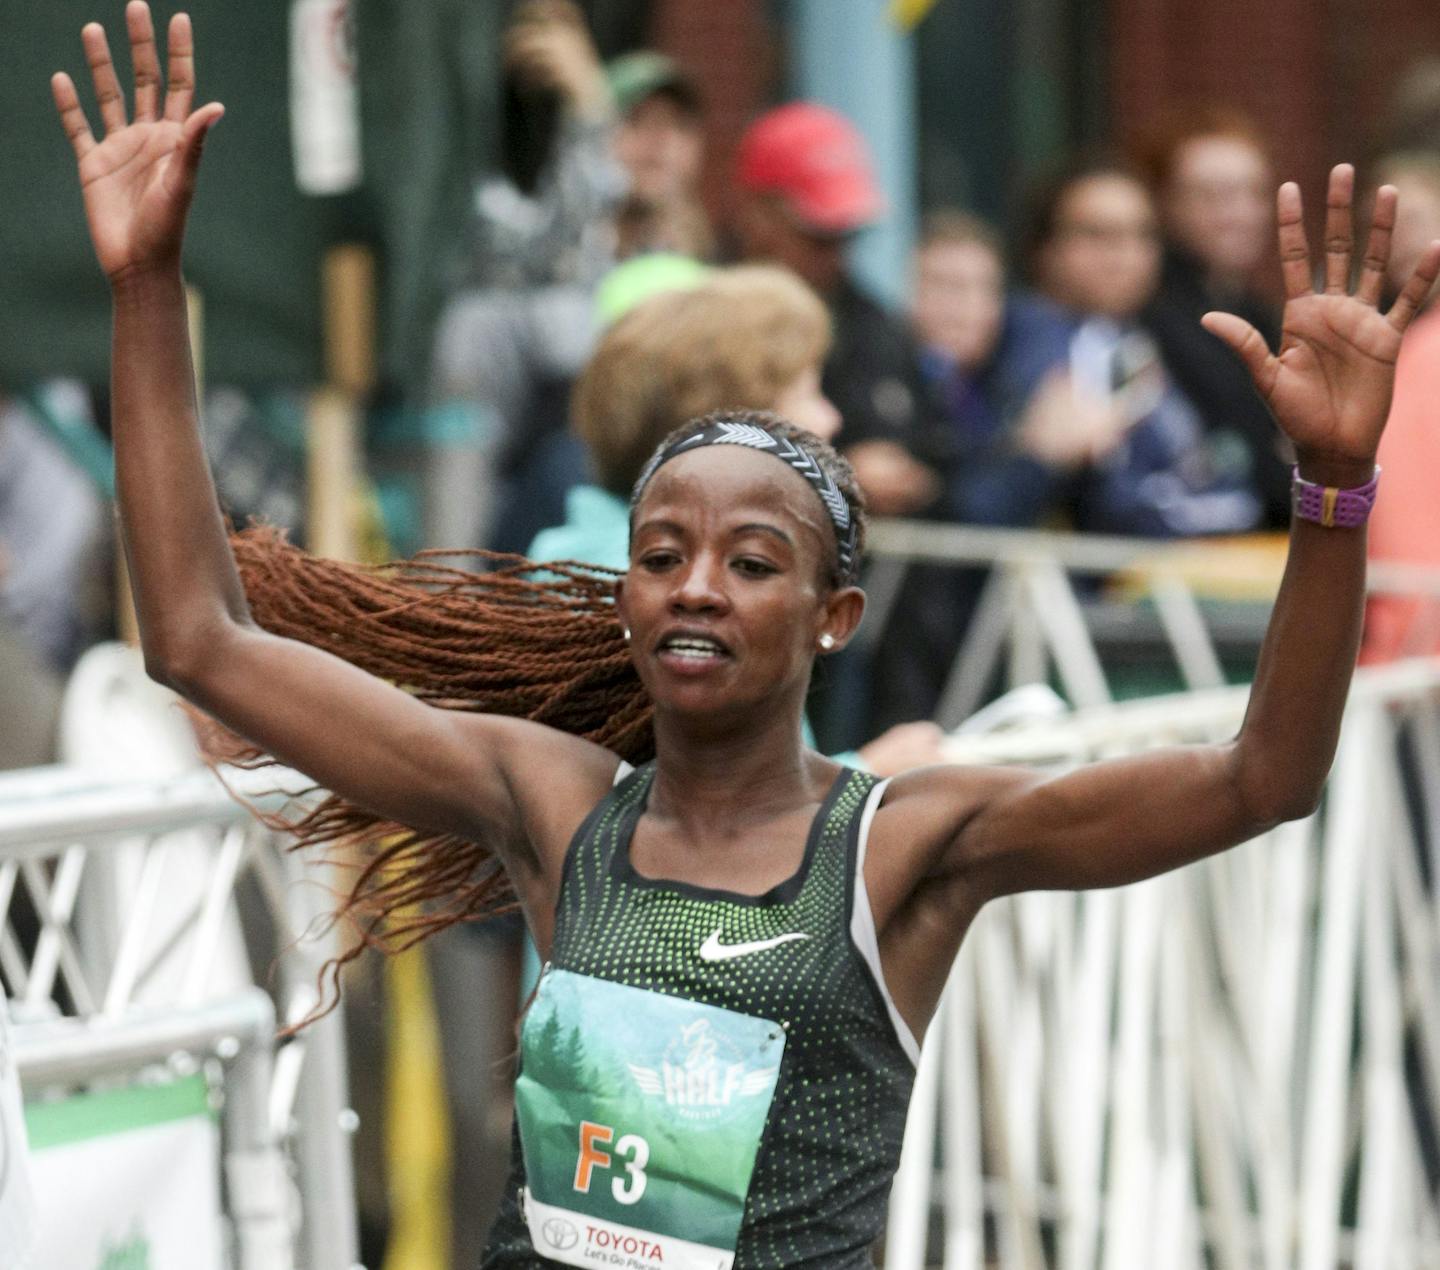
left=849, top=777, right=921, bottom=1064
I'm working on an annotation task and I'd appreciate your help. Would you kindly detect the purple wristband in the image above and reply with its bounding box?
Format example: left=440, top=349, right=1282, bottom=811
left=1291, top=465, right=1380, bottom=528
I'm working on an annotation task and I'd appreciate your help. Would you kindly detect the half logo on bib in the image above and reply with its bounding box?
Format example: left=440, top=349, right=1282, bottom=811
left=515, top=968, right=786, bottom=1270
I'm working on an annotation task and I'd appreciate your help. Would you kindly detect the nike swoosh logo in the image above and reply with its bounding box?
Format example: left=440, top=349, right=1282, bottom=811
left=698, top=929, right=811, bottom=962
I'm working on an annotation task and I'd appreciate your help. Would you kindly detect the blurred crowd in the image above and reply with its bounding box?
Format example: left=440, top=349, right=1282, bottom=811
left=5, top=4, right=1440, bottom=1265
left=5, top=5, right=1439, bottom=763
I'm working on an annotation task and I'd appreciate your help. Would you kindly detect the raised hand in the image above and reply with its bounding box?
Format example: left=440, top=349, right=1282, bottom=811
left=52, top=2, right=224, bottom=283
left=504, top=0, right=609, bottom=119
left=1202, top=164, right=1440, bottom=481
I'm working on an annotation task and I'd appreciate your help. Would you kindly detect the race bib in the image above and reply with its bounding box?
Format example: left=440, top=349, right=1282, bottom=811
left=515, top=968, right=786, bottom=1270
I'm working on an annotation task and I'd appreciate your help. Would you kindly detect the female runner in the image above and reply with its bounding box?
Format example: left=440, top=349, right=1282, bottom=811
left=52, top=6, right=1440, bottom=1267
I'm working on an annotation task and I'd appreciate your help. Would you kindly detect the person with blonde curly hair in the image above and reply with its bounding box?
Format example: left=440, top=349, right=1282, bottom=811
left=540, top=264, right=837, bottom=563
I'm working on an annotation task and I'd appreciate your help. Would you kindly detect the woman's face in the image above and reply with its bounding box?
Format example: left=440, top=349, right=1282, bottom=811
left=771, top=365, right=842, bottom=442
left=912, top=238, right=1005, bottom=370
left=1038, top=174, right=1161, bottom=319
left=615, top=93, right=704, bottom=206
left=1382, top=168, right=1440, bottom=301
left=617, top=446, right=859, bottom=722
left=1162, top=135, right=1272, bottom=283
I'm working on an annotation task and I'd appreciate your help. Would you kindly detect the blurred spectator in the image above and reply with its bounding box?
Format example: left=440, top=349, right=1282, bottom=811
left=0, top=625, right=61, bottom=770
left=0, top=387, right=108, bottom=673
left=429, top=0, right=624, bottom=553
left=912, top=211, right=1123, bottom=525
left=538, top=263, right=840, bottom=568
left=733, top=103, right=946, bottom=519
left=0, top=387, right=109, bottom=768
left=864, top=213, right=1125, bottom=728
left=463, top=0, right=619, bottom=293
left=592, top=250, right=711, bottom=326
left=1023, top=156, right=1264, bottom=537
left=732, top=104, right=960, bottom=742
left=1364, top=152, right=1440, bottom=662
left=608, top=52, right=713, bottom=260
left=1135, top=106, right=1293, bottom=526
left=1375, top=153, right=1440, bottom=307
left=203, top=388, right=308, bottom=536
left=1385, top=60, right=1440, bottom=154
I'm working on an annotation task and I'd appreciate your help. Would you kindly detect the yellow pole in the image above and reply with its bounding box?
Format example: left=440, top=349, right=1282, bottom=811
left=307, top=244, right=375, bottom=560
left=384, top=947, right=452, bottom=1270
left=307, top=246, right=449, bottom=1269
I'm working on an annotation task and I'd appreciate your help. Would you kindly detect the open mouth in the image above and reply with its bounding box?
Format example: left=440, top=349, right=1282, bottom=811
left=656, top=633, right=731, bottom=663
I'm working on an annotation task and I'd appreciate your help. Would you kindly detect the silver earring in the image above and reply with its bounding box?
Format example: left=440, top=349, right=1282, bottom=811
left=818, top=633, right=836, bottom=651
left=623, top=627, right=632, bottom=641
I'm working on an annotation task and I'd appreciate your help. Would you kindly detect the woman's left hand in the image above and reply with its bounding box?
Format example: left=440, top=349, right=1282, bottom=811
left=1203, top=164, right=1440, bottom=483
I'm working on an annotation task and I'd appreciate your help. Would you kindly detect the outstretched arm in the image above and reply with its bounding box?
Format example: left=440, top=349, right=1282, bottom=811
left=53, top=6, right=234, bottom=661
left=53, top=5, right=615, bottom=910
left=880, top=167, right=1440, bottom=912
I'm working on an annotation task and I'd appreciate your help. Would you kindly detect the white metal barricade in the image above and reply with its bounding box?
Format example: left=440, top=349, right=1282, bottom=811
left=863, top=519, right=1440, bottom=723
left=0, top=763, right=360, bottom=1270
left=886, top=658, right=1440, bottom=1269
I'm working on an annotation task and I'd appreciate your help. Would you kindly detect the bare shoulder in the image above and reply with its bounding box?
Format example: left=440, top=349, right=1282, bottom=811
left=455, top=712, right=629, bottom=881
left=863, top=761, right=1040, bottom=924
left=855, top=761, right=1042, bottom=1039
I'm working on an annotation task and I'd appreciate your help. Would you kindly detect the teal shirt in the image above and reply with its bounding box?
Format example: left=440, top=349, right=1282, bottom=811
left=527, top=484, right=630, bottom=571
left=525, top=485, right=861, bottom=766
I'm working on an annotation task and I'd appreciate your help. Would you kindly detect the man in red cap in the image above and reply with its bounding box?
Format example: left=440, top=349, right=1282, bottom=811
left=735, top=102, right=945, bottom=521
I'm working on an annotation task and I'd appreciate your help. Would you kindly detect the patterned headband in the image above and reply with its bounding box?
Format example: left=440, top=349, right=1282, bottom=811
left=631, top=420, right=859, bottom=582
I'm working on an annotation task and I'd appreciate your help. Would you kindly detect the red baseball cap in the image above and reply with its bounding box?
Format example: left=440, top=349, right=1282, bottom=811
left=736, top=102, right=885, bottom=234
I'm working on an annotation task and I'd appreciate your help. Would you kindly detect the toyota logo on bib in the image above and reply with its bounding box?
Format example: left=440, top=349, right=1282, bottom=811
left=542, top=1216, right=579, bottom=1251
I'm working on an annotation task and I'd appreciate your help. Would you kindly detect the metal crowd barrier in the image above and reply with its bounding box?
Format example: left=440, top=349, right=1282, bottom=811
left=887, top=658, right=1440, bottom=1269
left=0, top=763, right=360, bottom=1270
left=862, top=518, right=1440, bottom=723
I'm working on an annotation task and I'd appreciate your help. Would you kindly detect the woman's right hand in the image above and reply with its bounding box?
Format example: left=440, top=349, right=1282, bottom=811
left=52, top=2, right=223, bottom=284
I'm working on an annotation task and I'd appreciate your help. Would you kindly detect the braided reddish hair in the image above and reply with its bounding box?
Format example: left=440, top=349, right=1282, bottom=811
left=201, top=525, right=651, bottom=1016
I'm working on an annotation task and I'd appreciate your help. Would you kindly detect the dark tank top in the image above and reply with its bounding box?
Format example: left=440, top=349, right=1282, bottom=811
left=482, top=762, right=918, bottom=1269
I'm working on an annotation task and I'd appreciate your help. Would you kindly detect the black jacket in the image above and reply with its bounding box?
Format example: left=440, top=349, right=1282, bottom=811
left=1143, top=247, right=1293, bottom=528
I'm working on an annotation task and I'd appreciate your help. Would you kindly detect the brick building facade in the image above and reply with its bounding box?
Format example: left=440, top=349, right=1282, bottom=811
left=643, top=0, right=1440, bottom=248
left=1110, top=0, right=1440, bottom=193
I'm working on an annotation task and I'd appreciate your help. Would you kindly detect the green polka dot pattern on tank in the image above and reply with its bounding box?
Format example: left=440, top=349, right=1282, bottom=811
left=481, top=763, right=918, bottom=1269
